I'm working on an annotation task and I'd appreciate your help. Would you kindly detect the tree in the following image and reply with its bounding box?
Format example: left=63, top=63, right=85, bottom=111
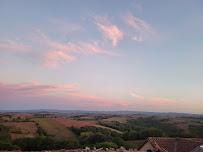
left=12, top=136, right=57, bottom=151
left=0, top=132, right=11, bottom=140
left=97, top=142, right=118, bottom=149
left=123, top=142, right=137, bottom=150
left=0, top=141, right=20, bottom=151
left=58, top=139, right=81, bottom=149
left=79, top=132, right=94, bottom=145
left=122, top=130, right=139, bottom=140
left=89, top=133, right=107, bottom=144
left=36, top=126, right=47, bottom=136
left=140, top=128, right=164, bottom=139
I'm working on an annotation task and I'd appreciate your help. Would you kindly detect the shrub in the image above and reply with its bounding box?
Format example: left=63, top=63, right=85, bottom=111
left=97, top=142, right=118, bottom=149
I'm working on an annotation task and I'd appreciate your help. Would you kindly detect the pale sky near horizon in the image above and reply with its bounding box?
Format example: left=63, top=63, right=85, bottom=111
left=0, top=0, right=203, bottom=114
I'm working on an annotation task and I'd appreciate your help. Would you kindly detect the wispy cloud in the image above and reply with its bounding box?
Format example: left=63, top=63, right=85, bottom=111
left=124, top=12, right=155, bottom=42
left=42, top=39, right=119, bottom=67
left=47, top=40, right=119, bottom=56
left=95, top=16, right=123, bottom=47
left=0, top=39, right=31, bottom=52
left=0, top=29, right=120, bottom=68
left=0, top=81, right=129, bottom=108
left=42, top=51, right=76, bottom=68
left=150, top=98, right=179, bottom=103
left=130, top=92, right=183, bottom=106
left=0, top=81, right=178, bottom=109
left=0, top=81, right=79, bottom=97
left=130, top=93, right=144, bottom=99
left=50, top=18, right=84, bottom=33
left=66, top=92, right=129, bottom=107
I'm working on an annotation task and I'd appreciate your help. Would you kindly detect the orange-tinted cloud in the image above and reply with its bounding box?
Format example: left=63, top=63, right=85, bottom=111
left=95, top=16, right=123, bottom=47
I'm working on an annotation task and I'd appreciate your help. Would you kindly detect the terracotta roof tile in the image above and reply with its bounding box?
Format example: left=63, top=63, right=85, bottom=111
left=177, top=138, right=203, bottom=152
left=139, top=137, right=203, bottom=152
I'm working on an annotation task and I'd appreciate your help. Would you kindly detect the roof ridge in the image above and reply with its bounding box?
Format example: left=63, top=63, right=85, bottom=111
left=179, top=138, right=203, bottom=142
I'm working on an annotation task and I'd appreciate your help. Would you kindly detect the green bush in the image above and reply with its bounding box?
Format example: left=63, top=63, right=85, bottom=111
left=123, top=142, right=137, bottom=150
left=0, top=141, right=20, bottom=151
left=0, top=132, right=11, bottom=140
left=36, top=126, right=47, bottom=136
left=97, top=142, right=118, bottom=149
left=12, top=136, right=57, bottom=151
left=57, top=139, right=81, bottom=149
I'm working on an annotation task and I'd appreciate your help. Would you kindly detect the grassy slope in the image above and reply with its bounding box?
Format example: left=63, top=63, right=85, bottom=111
left=94, top=124, right=123, bottom=134
left=33, top=118, right=77, bottom=140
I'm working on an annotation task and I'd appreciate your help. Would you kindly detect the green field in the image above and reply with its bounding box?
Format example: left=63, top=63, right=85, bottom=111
left=33, top=118, right=77, bottom=140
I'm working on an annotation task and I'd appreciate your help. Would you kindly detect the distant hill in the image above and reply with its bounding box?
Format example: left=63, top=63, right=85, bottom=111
left=0, top=109, right=202, bottom=117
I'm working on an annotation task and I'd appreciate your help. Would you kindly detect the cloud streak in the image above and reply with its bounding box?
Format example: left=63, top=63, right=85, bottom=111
left=130, top=92, right=182, bottom=106
left=130, top=93, right=144, bottom=99
left=0, top=29, right=120, bottom=68
left=95, top=16, right=123, bottom=47
left=42, top=51, right=76, bottom=68
left=124, top=12, right=155, bottom=41
left=47, top=40, right=119, bottom=56
left=66, top=92, right=129, bottom=107
left=0, top=81, right=129, bottom=109
left=0, top=81, right=179, bottom=109
left=0, top=81, right=79, bottom=97
left=0, top=39, right=31, bottom=52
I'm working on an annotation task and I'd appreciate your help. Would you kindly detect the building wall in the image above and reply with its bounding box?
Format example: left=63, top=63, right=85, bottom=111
left=139, top=142, right=155, bottom=152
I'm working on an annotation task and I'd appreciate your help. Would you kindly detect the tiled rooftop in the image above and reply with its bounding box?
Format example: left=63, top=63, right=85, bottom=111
left=139, top=137, right=203, bottom=152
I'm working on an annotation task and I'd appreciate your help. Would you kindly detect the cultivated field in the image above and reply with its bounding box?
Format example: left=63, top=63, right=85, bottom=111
left=33, top=118, right=77, bottom=140
left=49, top=117, right=98, bottom=127
left=162, top=117, right=203, bottom=131
left=11, top=113, right=35, bottom=119
left=0, top=121, right=37, bottom=139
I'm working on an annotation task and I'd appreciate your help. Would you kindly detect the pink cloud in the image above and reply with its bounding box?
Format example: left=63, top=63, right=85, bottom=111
left=0, top=81, right=177, bottom=109
left=78, top=41, right=120, bottom=56
left=130, top=92, right=183, bottom=106
left=95, top=16, right=123, bottom=47
left=66, top=92, right=129, bottom=107
left=43, top=51, right=76, bottom=68
left=124, top=12, right=155, bottom=41
left=42, top=39, right=120, bottom=67
left=150, top=98, right=179, bottom=103
left=0, top=39, right=31, bottom=52
left=0, top=26, right=121, bottom=68
left=130, top=93, right=144, bottom=99
left=47, top=39, right=119, bottom=56
left=0, top=81, right=130, bottom=109
left=0, top=81, right=79, bottom=97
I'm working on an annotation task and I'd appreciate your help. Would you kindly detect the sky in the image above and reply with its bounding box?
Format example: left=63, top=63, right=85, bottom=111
left=0, top=0, right=203, bottom=114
